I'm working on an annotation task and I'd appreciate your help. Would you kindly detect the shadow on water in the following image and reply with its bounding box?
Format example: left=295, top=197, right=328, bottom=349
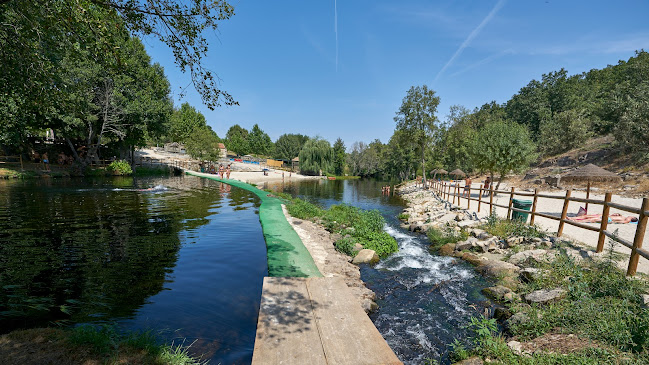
left=266, top=178, right=493, bottom=365
left=0, top=176, right=267, bottom=364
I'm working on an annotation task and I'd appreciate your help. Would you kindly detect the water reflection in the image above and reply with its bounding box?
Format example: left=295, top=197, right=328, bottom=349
left=0, top=176, right=267, bottom=364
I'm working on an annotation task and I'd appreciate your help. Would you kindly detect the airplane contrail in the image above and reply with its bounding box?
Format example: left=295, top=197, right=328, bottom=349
left=433, top=0, right=506, bottom=84
left=335, top=0, right=338, bottom=71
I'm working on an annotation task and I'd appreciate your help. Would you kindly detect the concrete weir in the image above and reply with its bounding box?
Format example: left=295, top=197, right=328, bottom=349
left=186, top=171, right=402, bottom=364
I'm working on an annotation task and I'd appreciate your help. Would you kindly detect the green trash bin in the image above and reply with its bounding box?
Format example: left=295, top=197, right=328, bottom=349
left=512, top=199, right=533, bottom=222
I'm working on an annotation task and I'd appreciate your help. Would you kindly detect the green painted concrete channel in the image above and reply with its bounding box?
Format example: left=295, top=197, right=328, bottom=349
left=185, top=171, right=322, bottom=278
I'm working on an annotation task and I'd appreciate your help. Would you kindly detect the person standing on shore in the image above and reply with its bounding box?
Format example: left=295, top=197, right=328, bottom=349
left=218, top=164, right=224, bottom=179
left=226, top=164, right=231, bottom=179
left=42, top=152, right=50, bottom=171
left=463, top=176, right=471, bottom=198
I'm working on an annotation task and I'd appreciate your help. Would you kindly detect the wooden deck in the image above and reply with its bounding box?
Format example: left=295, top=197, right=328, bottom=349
left=252, top=277, right=402, bottom=365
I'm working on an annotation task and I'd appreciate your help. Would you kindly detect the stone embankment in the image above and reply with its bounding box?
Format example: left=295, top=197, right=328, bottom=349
left=396, top=181, right=613, bottom=356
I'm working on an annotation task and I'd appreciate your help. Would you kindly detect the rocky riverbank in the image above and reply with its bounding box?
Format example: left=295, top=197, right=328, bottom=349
left=282, top=206, right=380, bottom=313
left=394, top=181, right=647, bottom=360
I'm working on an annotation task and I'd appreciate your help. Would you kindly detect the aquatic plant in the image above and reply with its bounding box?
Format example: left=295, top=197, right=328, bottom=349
left=107, top=160, right=133, bottom=176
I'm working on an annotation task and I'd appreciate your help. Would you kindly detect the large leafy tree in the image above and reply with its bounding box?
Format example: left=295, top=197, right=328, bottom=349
left=471, top=120, right=537, bottom=190
left=225, top=124, right=249, bottom=156
left=332, top=138, right=346, bottom=175
left=273, top=133, right=309, bottom=161
left=247, top=124, right=273, bottom=156
left=185, top=125, right=221, bottom=161
left=394, top=85, right=441, bottom=187
left=298, top=137, right=333, bottom=176
left=168, top=103, right=208, bottom=143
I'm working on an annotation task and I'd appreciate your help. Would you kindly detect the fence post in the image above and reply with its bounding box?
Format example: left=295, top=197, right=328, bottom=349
left=451, top=182, right=456, bottom=205
left=20, top=154, right=23, bottom=170
left=585, top=181, right=591, bottom=213
left=456, top=183, right=460, bottom=205
left=558, top=189, right=572, bottom=237
left=477, top=184, right=483, bottom=213
left=597, top=192, right=612, bottom=252
left=467, top=185, right=471, bottom=210
left=507, top=187, right=515, bottom=220
left=489, top=186, right=494, bottom=215
left=530, top=188, right=539, bottom=225
left=627, top=198, right=649, bottom=276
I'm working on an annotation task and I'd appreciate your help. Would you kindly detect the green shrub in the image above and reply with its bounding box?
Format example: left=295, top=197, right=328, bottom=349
left=427, top=226, right=468, bottom=251
left=286, top=199, right=323, bottom=220
left=359, top=231, right=398, bottom=258
left=334, top=237, right=357, bottom=256
left=481, top=213, right=545, bottom=239
left=107, top=160, right=133, bottom=176
left=398, top=213, right=409, bottom=220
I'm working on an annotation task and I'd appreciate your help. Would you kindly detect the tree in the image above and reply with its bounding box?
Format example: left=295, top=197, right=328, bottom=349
left=247, top=124, right=273, bottom=156
left=185, top=125, right=221, bottom=161
left=225, top=124, right=249, bottom=156
left=538, top=109, right=592, bottom=156
left=168, top=103, right=207, bottom=143
left=298, top=137, right=333, bottom=176
left=613, top=81, right=649, bottom=154
left=0, top=0, right=236, bottom=110
left=471, top=120, right=537, bottom=190
left=273, top=134, right=309, bottom=161
left=333, top=138, right=346, bottom=176
left=394, top=85, right=441, bottom=187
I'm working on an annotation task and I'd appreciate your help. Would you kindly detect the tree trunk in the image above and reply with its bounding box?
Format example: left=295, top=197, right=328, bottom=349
left=495, top=172, right=503, bottom=191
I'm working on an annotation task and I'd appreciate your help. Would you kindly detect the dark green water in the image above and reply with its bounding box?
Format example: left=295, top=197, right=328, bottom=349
left=0, top=176, right=268, bottom=364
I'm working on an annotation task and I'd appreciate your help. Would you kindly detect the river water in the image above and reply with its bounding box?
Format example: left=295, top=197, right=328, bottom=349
left=1, top=176, right=490, bottom=364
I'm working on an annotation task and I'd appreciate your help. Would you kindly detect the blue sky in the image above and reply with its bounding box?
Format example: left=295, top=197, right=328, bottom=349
left=142, top=0, right=649, bottom=148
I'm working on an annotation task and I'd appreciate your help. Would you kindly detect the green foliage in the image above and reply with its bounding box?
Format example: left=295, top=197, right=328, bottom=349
left=68, top=324, right=206, bottom=364
left=449, top=339, right=470, bottom=362
left=538, top=109, right=593, bottom=156
left=394, top=85, right=441, bottom=184
left=168, top=103, right=208, bottom=143
left=247, top=124, right=273, bottom=156
left=481, top=214, right=545, bottom=239
left=225, top=124, right=250, bottom=156
left=333, top=137, right=346, bottom=176
left=505, top=249, right=649, bottom=357
left=133, top=166, right=172, bottom=176
left=273, top=133, right=309, bottom=161
left=347, top=140, right=384, bottom=177
left=185, top=125, right=221, bottom=161
left=299, top=137, right=334, bottom=176
left=471, top=119, right=537, bottom=185
left=286, top=199, right=324, bottom=220
left=334, top=236, right=357, bottom=256
left=427, top=226, right=468, bottom=251
left=613, top=81, right=649, bottom=155
left=398, top=213, right=409, bottom=220
left=107, top=160, right=133, bottom=176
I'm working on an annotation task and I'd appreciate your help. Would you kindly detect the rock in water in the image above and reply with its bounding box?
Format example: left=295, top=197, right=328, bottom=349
left=352, top=249, right=380, bottom=265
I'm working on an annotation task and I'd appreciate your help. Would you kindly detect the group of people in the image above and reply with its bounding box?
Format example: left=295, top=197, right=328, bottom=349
left=381, top=185, right=391, bottom=195
left=207, top=163, right=231, bottom=179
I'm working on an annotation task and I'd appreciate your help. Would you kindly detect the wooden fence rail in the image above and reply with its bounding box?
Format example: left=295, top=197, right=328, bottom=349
left=430, top=180, right=649, bottom=276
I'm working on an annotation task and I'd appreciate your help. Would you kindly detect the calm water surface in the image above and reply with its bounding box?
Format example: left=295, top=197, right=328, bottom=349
left=0, top=176, right=267, bottom=364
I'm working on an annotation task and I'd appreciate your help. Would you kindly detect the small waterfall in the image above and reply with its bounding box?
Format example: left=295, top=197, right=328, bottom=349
left=363, top=223, right=492, bottom=364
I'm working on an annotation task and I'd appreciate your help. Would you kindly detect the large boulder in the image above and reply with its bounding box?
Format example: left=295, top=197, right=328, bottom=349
left=482, top=285, right=514, bottom=301
left=454, top=357, right=483, bottom=365
left=352, top=249, right=380, bottom=265
left=525, top=289, right=566, bottom=305
left=520, top=268, right=543, bottom=282
left=508, top=249, right=552, bottom=265
left=438, top=243, right=456, bottom=256
left=455, top=237, right=477, bottom=251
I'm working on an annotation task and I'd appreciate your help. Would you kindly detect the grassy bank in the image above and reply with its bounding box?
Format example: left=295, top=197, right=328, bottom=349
left=271, top=191, right=398, bottom=258
left=424, top=215, right=649, bottom=364
left=0, top=325, right=205, bottom=365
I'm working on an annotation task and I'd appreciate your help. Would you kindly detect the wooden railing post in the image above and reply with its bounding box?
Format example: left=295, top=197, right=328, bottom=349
left=477, top=184, right=483, bottom=213
left=19, top=154, right=23, bottom=170
left=456, top=183, right=460, bottom=205
left=557, top=189, right=572, bottom=237
left=467, top=184, right=471, bottom=210
left=452, top=182, right=456, bottom=205
left=530, top=188, right=539, bottom=225
left=489, top=186, right=494, bottom=215
left=585, top=181, right=591, bottom=213
left=507, top=187, right=515, bottom=220
left=597, top=192, right=612, bottom=252
left=627, top=198, right=649, bottom=276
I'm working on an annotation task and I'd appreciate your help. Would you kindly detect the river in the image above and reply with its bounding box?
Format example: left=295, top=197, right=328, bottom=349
left=1, top=176, right=490, bottom=364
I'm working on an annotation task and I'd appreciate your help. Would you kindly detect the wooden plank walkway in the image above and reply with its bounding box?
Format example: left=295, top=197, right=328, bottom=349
left=252, top=277, right=402, bottom=365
